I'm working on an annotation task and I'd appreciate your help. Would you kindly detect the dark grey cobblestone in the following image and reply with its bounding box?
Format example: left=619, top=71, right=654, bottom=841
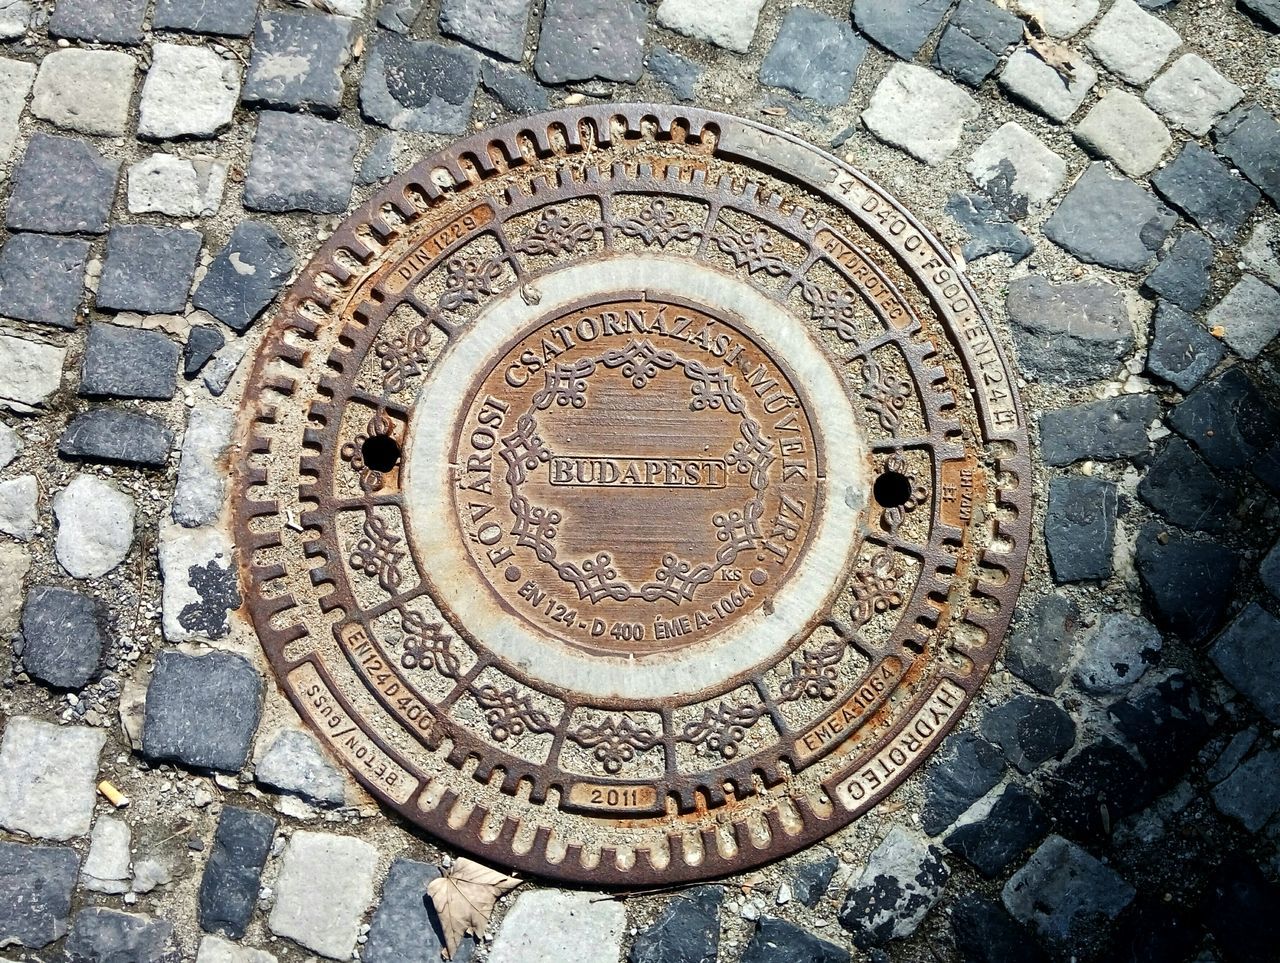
left=0, top=232, right=88, bottom=330
left=6, top=132, right=118, bottom=236
left=142, top=649, right=262, bottom=772
left=933, top=0, right=1022, bottom=87
left=0, top=840, right=78, bottom=948
left=243, top=11, right=359, bottom=114
left=361, top=34, right=480, bottom=134
left=1004, top=593, right=1081, bottom=695
left=1143, top=231, right=1213, bottom=311
left=19, top=585, right=106, bottom=690
left=1144, top=299, right=1224, bottom=392
left=193, top=221, right=295, bottom=332
left=1215, top=104, right=1280, bottom=206
left=853, top=0, right=953, bottom=60
left=440, top=0, right=531, bottom=62
left=1152, top=142, right=1261, bottom=243
left=944, top=783, right=1050, bottom=879
left=96, top=225, right=201, bottom=316
left=244, top=111, right=359, bottom=214
left=1039, top=394, right=1159, bottom=466
left=183, top=324, right=225, bottom=379
left=945, top=193, right=1033, bottom=264
left=481, top=59, right=551, bottom=114
left=153, top=0, right=258, bottom=37
left=1043, top=163, right=1176, bottom=271
left=950, top=894, right=1048, bottom=963
left=744, top=917, right=849, bottom=963
left=365, top=857, right=469, bottom=962
left=50, top=0, right=146, bottom=45
left=1168, top=367, right=1280, bottom=471
left=80, top=323, right=179, bottom=401
left=198, top=805, right=275, bottom=941
left=1005, top=275, right=1131, bottom=384
left=65, top=907, right=174, bottom=963
left=981, top=694, right=1076, bottom=773
left=629, top=884, right=719, bottom=963
left=920, top=732, right=1006, bottom=835
left=647, top=46, right=700, bottom=102
left=1211, top=603, right=1280, bottom=725
left=535, top=0, right=645, bottom=84
left=1135, top=524, right=1238, bottom=641
left=58, top=409, right=174, bottom=468
left=1138, top=436, right=1236, bottom=533
left=760, top=7, right=867, bottom=107
left=1205, top=274, right=1280, bottom=360
left=1045, top=476, right=1117, bottom=583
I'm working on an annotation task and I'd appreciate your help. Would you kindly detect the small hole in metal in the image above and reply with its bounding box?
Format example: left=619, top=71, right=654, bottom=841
left=874, top=470, right=912, bottom=508
left=362, top=435, right=401, bottom=473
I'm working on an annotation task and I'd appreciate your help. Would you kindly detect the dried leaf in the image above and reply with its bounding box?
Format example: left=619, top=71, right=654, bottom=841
left=1023, top=26, right=1076, bottom=82
left=427, top=858, right=522, bottom=960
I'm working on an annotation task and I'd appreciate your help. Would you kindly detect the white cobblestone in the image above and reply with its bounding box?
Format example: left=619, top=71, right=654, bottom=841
left=862, top=64, right=979, bottom=165
left=1145, top=53, right=1243, bottom=136
left=0, top=717, right=106, bottom=841
left=30, top=48, right=136, bottom=137
left=656, top=0, right=766, bottom=54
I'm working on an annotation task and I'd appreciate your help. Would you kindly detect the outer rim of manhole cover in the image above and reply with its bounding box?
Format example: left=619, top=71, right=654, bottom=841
left=233, top=104, right=1033, bottom=885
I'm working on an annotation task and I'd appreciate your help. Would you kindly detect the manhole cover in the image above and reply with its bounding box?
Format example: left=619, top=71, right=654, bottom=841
left=234, top=105, right=1032, bottom=884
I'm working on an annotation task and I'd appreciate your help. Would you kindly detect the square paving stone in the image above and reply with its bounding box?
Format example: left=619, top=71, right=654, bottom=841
left=656, top=0, right=766, bottom=54
left=360, top=34, right=480, bottom=134
left=440, top=0, right=530, bottom=61
left=1214, top=105, right=1280, bottom=208
left=244, top=111, right=359, bottom=214
left=853, top=0, right=954, bottom=60
left=1211, top=603, right=1280, bottom=725
left=1205, top=274, right=1280, bottom=360
left=50, top=0, right=145, bottom=44
left=1137, top=437, right=1236, bottom=534
left=269, top=831, right=379, bottom=959
left=142, top=649, right=263, bottom=772
left=20, top=585, right=107, bottom=690
left=199, top=805, right=276, bottom=940
left=1043, top=163, right=1176, bottom=272
left=933, top=0, right=1024, bottom=87
left=945, top=784, right=1050, bottom=879
left=951, top=896, right=1049, bottom=963
left=243, top=11, right=358, bottom=113
left=65, top=907, right=175, bottom=963
left=379, top=0, right=426, bottom=32
left=6, top=132, right=118, bottom=235
left=364, top=857, right=459, bottom=963
left=839, top=826, right=950, bottom=946
left=920, top=731, right=1006, bottom=835
left=59, top=409, right=174, bottom=468
left=0, top=717, right=105, bottom=841
left=1084, top=0, right=1179, bottom=84
left=1145, top=53, right=1242, bottom=136
left=30, top=48, right=136, bottom=137
left=1135, top=523, right=1237, bottom=641
left=1145, top=299, right=1223, bottom=392
left=1009, top=0, right=1099, bottom=37
left=139, top=43, right=241, bottom=140
left=1005, top=275, right=1131, bottom=384
left=193, top=222, right=295, bottom=332
left=760, top=7, right=867, bottom=107
left=0, top=840, right=78, bottom=948
left=1143, top=231, right=1212, bottom=311
left=1045, top=476, right=1117, bottom=582
left=127, top=153, right=228, bottom=217
left=96, top=225, right=202, bottom=316
left=1073, top=90, right=1170, bottom=178
left=862, top=64, right=979, bottom=165
left=999, top=47, right=1097, bottom=124
left=535, top=0, right=645, bottom=84
left=1039, top=394, right=1159, bottom=465
left=1168, top=367, right=1279, bottom=471
left=0, top=232, right=89, bottom=329
left=1241, top=0, right=1280, bottom=26
left=153, top=0, right=259, bottom=36
left=631, top=887, right=719, bottom=963
left=967, top=121, right=1067, bottom=215
left=1004, top=594, right=1081, bottom=695
left=981, top=694, right=1075, bottom=773
left=0, top=3, right=32, bottom=39
left=1151, top=142, right=1260, bottom=244
left=80, top=323, right=180, bottom=401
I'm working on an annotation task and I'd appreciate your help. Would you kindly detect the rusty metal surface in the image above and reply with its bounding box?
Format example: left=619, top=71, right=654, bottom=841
left=231, top=105, right=1033, bottom=885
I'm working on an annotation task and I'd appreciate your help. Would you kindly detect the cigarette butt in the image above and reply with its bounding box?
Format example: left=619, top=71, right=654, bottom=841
left=98, top=780, right=129, bottom=808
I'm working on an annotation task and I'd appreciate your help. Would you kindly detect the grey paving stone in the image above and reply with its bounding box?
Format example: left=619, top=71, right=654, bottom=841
left=1138, top=436, right=1235, bottom=533
left=629, top=885, right=719, bottom=963
left=0, top=840, right=78, bottom=948
left=0, top=475, right=36, bottom=542
left=950, top=895, right=1049, bottom=963
left=1263, top=541, right=1280, bottom=601
left=358, top=131, right=398, bottom=185
left=1045, top=476, right=1116, bottom=582
left=1145, top=300, right=1223, bottom=393
left=920, top=731, right=1006, bottom=835
left=65, top=907, right=175, bottom=963
left=1214, top=105, right=1280, bottom=207
left=535, top=0, right=645, bottom=84
left=360, top=34, right=480, bottom=134
left=159, top=523, right=241, bottom=642
left=1111, top=672, right=1209, bottom=791
left=139, top=43, right=240, bottom=140
left=967, top=121, right=1067, bottom=215
left=656, top=0, right=766, bottom=54
left=480, top=60, right=550, bottom=114
left=489, top=891, right=626, bottom=963
left=378, top=0, right=427, bottom=33
left=945, top=784, right=1050, bottom=878
left=0, top=423, right=20, bottom=470
left=153, top=0, right=259, bottom=37
left=59, top=409, right=174, bottom=468
left=0, top=232, right=89, bottom=330
left=839, top=826, right=950, bottom=947
left=243, top=12, right=357, bottom=113
left=791, top=854, right=838, bottom=908
left=1144, top=232, right=1212, bottom=311
left=1241, top=0, right=1280, bottom=27
left=1211, top=603, right=1280, bottom=725
left=203, top=339, right=249, bottom=396
left=245, top=111, right=358, bottom=214
left=0, top=1, right=32, bottom=39
left=1009, top=0, right=1099, bottom=37
left=1145, top=53, right=1242, bottom=136
left=999, top=47, right=1097, bottom=123
left=20, top=585, right=106, bottom=690
left=1206, top=274, right=1280, bottom=361
left=0, top=717, right=105, bottom=841
left=853, top=0, right=953, bottom=60
left=647, top=46, right=700, bottom=102
left=50, top=0, right=145, bottom=44
left=1135, top=523, right=1237, bottom=641
left=1073, top=90, right=1171, bottom=177
left=1075, top=613, right=1162, bottom=695
left=760, top=7, right=867, bottom=107
left=1002, top=836, right=1134, bottom=951
left=196, top=936, right=279, bottom=963
left=1044, top=163, right=1176, bottom=272
left=934, top=0, right=1023, bottom=87
left=945, top=193, right=1034, bottom=263
left=863, top=64, right=979, bottom=165
left=269, top=831, right=380, bottom=959
left=30, top=48, right=136, bottom=137
left=1152, top=143, right=1259, bottom=244
left=198, top=805, right=276, bottom=940
left=743, top=917, right=849, bottom=963
left=1039, top=394, right=1159, bottom=465
left=142, top=649, right=262, bottom=772
left=1211, top=748, right=1280, bottom=831
left=254, top=729, right=345, bottom=806
left=0, top=58, right=35, bottom=168
left=1169, top=367, right=1279, bottom=471
left=96, top=226, right=201, bottom=316
left=173, top=406, right=234, bottom=526
left=80, top=322, right=180, bottom=401
left=0, top=334, right=65, bottom=414
left=365, top=858, right=470, bottom=963
left=1243, top=219, right=1280, bottom=288
left=981, top=694, right=1075, bottom=773
left=440, top=0, right=529, bottom=61
left=81, top=815, right=131, bottom=894
left=6, top=132, right=118, bottom=236
left=53, top=475, right=134, bottom=579
left=1004, top=275, right=1131, bottom=384
left=1084, top=0, right=1179, bottom=84
left=193, top=222, right=295, bottom=332
left=1207, top=728, right=1258, bottom=784
left=128, top=153, right=227, bottom=217
left=1005, top=594, right=1081, bottom=694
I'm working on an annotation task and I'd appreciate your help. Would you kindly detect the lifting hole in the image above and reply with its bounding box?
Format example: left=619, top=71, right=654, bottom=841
left=362, top=435, right=401, bottom=473
left=874, top=470, right=912, bottom=509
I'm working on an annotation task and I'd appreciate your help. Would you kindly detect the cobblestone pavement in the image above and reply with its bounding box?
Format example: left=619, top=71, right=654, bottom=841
left=0, top=0, right=1277, bottom=961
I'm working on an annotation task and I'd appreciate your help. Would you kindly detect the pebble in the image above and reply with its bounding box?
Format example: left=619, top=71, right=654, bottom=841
left=1084, top=0, right=1180, bottom=84
left=656, top=0, right=766, bottom=54
left=0, top=716, right=105, bottom=841
left=0, top=474, right=36, bottom=541
left=1144, top=53, right=1243, bottom=136
left=159, top=522, right=241, bottom=642
left=131, top=857, right=172, bottom=895
left=933, top=0, right=1023, bottom=87
left=6, top=132, right=118, bottom=236
left=30, top=47, right=136, bottom=137
left=967, top=121, right=1067, bottom=215
left=50, top=0, right=146, bottom=44
left=1152, top=142, right=1261, bottom=244
left=490, top=889, right=626, bottom=963
left=139, top=43, right=240, bottom=140
left=199, top=805, right=277, bottom=940
left=1137, top=436, right=1235, bottom=533
left=58, top=409, right=174, bottom=468
left=80, top=321, right=180, bottom=399
left=1004, top=594, right=1081, bottom=694
left=244, top=111, right=359, bottom=214
left=839, top=826, right=950, bottom=946
left=1211, top=748, right=1280, bottom=831
left=999, top=48, right=1097, bottom=124
left=95, top=226, right=202, bottom=317
left=760, top=8, right=866, bottom=108
left=243, top=11, right=358, bottom=113
left=53, top=474, right=135, bottom=579
left=184, top=324, right=226, bottom=379
left=64, top=907, right=175, bottom=963
left=1004, top=275, right=1132, bottom=384
left=364, top=858, right=462, bottom=963
left=1039, top=394, right=1159, bottom=466
left=0, top=840, right=78, bottom=949
left=1143, top=232, right=1213, bottom=311
left=945, top=783, right=1050, bottom=879
left=81, top=815, right=131, bottom=894
left=854, top=0, right=954, bottom=60
left=1205, top=274, right=1280, bottom=360
left=142, top=649, right=262, bottom=772
left=742, top=917, right=849, bottom=963
left=535, top=0, right=645, bottom=84
left=360, top=34, right=480, bottom=134
left=0, top=232, right=89, bottom=330
left=1214, top=105, right=1280, bottom=207
left=268, top=830, right=379, bottom=959
left=20, top=584, right=107, bottom=690
left=440, top=0, right=530, bottom=62
left=1210, top=603, right=1280, bottom=725
left=920, top=731, right=1006, bottom=835
left=1145, top=299, right=1224, bottom=392
left=192, top=222, right=295, bottom=333
left=981, top=694, right=1076, bottom=773
left=1135, top=523, right=1237, bottom=642
left=1073, top=90, right=1171, bottom=178
left=1043, top=163, right=1176, bottom=272
left=254, top=729, right=346, bottom=807
left=153, top=0, right=258, bottom=37
left=862, top=64, right=979, bottom=165
left=1045, top=476, right=1117, bottom=582
left=173, top=406, right=234, bottom=527
left=127, top=153, right=228, bottom=217
left=0, top=334, right=66, bottom=412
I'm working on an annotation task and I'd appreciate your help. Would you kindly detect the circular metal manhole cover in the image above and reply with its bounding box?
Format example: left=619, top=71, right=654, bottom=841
left=233, top=105, right=1032, bottom=884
